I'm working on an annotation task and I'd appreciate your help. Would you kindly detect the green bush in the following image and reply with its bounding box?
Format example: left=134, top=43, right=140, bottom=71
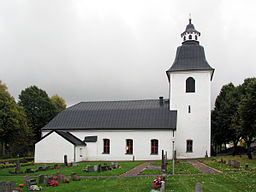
left=0, top=161, right=34, bottom=169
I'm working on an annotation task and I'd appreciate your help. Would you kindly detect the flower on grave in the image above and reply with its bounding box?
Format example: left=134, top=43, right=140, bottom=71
left=175, top=161, right=180, bottom=164
left=152, top=177, right=162, bottom=189
left=15, top=188, right=22, bottom=191
left=53, top=176, right=58, bottom=180
left=28, top=185, right=43, bottom=191
left=47, top=180, right=58, bottom=187
left=19, top=184, right=24, bottom=187
left=73, top=178, right=81, bottom=181
left=56, top=166, right=60, bottom=169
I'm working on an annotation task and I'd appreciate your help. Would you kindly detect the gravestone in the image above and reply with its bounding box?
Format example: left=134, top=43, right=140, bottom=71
left=244, top=163, right=248, bottom=170
left=94, top=165, right=98, bottom=172
left=57, top=171, right=62, bottom=182
left=5, top=181, right=15, bottom=192
left=38, top=175, right=44, bottom=184
left=87, top=166, right=94, bottom=172
left=24, top=175, right=30, bottom=188
left=54, top=164, right=58, bottom=169
left=45, top=176, right=53, bottom=186
left=15, top=158, right=21, bottom=174
left=45, top=166, right=51, bottom=171
left=101, top=165, right=107, bottom=171
left=29, top=179, right=37, bottom=185
left=0, top=182, right=6, bottom=192
left=236, top=162, right=240, bottom=168
left=97, top=164, right=101, bottom=172
left=232, top=160, right=236, bottom=167
left=64, top=155, right=68, bottom=166
left=223, top=160, right=226, bottom=164
left=115, top=163, right=119, bottom=168
left=195, top=182, right=202, bottom=192
left=228, top=160, right=231, bottom=165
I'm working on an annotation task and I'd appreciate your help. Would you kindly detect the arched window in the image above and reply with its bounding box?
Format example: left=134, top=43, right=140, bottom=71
left=151, top=139, right=158, bottom=155
left=186, top=77, right=195, bottom=93
left=195, top=35, right=198, bottom=40
left=126, top=139, right=133, bottom=154
left=103, top=139, right=110, bottom=154
left=186, top=140, right=193, bottom=152
left=189, top=35, right=192, bottom=40
left=183, top=36, right=186, bottom=41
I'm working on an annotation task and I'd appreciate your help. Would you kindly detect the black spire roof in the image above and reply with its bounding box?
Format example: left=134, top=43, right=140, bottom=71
left=181, top=18, right=200, bottom=37
left=166, top=20, right=214, bottom=80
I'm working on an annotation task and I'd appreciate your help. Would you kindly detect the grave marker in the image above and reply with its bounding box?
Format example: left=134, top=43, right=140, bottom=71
left=195, top=182, right=202, bottom=192
left=5, top=181, right=15, bottom=192
left=244, top=163, right=248, bottom=170
left=0, top=182, right=6, bottom=192
left=24, top=175, right=30, bottom=188
left=64, top=155, right=68, bottom=166
left=57, top=171, right=62, bottom=183
left=15, top=158, right=21, bottom=174
left=38, top=175, right=44, bottom=184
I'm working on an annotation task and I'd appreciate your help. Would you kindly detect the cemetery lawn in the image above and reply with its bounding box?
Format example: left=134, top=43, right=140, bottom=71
left=201, top=155, right=256, bottom=172
left=140, top=161, right=201, bottom=175
left=0, top=161, right=144, bottom=176
left=0, top=172, right=255, bottom=192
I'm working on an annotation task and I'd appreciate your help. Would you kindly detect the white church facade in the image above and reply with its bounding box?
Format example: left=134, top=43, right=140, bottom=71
left=35, top=19, right=214, bottom=163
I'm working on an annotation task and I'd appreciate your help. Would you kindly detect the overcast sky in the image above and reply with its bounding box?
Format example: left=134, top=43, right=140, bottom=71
left=0, top=0, right=256, bottom=107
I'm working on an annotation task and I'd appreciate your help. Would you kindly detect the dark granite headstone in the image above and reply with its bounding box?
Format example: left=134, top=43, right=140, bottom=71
left=87, top=166, right=94, bottom=172
left=54, top=164, right=58, bottom=169
left=97, top=164, right=101, bottom=172
left=244, top=163, right=248, bottom=170
left=38, top=175, right=44, bottom=184
left=64, top=155, right=68, bottom=166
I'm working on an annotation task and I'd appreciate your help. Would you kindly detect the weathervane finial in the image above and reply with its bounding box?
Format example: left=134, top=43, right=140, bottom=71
left=189, top=13, right=192, bottom=23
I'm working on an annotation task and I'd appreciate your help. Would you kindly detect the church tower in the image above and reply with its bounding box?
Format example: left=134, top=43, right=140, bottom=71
left=166, top=18, right=214, bottom=158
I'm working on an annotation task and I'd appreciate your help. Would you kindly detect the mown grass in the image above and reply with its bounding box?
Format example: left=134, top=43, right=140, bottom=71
left=0, top=161, right=144, bottom=176
left=140, top=161, right=201, bottom=175
left=201, top=155, right=256, bottom=172
left=0, top=172, right=255, bottom=192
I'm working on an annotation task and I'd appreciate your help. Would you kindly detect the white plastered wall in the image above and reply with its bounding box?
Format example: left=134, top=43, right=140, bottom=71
left=35, top=132, right=75, bottom=163
left=169, top=70, right=211, bottom=159
left=41, top=130, right=175, bottom=161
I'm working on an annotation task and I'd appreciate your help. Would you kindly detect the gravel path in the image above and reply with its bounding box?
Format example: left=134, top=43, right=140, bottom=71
left=186, top=160, right=222, bottom=174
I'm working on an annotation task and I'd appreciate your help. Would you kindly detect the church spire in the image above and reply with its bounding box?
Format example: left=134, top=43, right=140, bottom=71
left=181, top=17, right=201, bottom=43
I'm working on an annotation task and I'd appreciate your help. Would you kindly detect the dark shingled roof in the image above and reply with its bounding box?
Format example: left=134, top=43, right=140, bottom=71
left=40, top=130, right=86, bottom=146
left=166, top=41, right=214, bottom=80
left=42, top=99, right=177, bottom=130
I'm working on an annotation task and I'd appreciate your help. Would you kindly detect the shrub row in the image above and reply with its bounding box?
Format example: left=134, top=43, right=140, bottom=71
left=0, top=161, right=34, bottom=169
left=0, top=157, right=34, bottom=164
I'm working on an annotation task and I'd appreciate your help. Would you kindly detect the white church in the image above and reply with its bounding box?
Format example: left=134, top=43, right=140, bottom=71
left=35, top=19, right=214, bottom=163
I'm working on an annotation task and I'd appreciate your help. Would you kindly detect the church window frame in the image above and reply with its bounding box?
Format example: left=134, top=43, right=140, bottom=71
left=186, top=139, right=193, bottom=153
left=186, top=77, right=195, bottom=93
left=189, top=34, right=192, bottom=40
left=103, top=139, right=110, bottom=154
left=126, top=139, right=133, bottom=154
left=151, top=139, right=158, bottom=155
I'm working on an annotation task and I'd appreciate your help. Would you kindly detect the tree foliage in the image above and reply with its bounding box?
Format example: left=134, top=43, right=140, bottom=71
left=18, top=86, right=57, bottom=142
left=212, top=78, right=256, bottom=158
left=0, top=81, right=33, bottom=156
left=51, top=94, right=66, bottom=113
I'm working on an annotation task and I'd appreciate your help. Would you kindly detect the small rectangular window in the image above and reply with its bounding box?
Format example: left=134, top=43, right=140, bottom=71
left=103, top=139, right=110, bottom=154
left=186, top=140, right=193, bottom=152
left=126, top=139, right=133, bottom=154
left=151, top=139, right=158, bottom=154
